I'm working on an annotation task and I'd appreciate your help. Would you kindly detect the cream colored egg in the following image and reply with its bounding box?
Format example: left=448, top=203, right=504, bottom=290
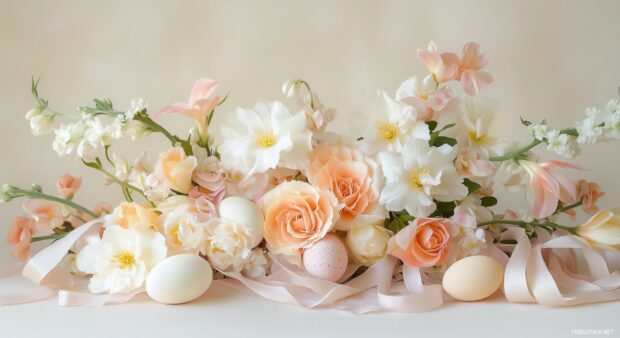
left=218, top=196, right=264, bottom=247
left=442, top=255, right=504, bottom=302
left=146, top=254, right=213, bottom=304
left=303, top=234, right=348, bottom=282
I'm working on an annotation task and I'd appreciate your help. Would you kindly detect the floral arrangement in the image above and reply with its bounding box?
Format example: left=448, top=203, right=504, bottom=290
left=2, top=41, right=620, bottom=312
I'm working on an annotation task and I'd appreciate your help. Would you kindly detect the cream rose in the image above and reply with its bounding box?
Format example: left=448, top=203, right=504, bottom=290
left=260, top=181, right=339, bottom=258
left=307, top=144, right=386, bottom=231
left=154, top=147, right=197, bottom=193
left=105, top=202, right=159, bottom=232
left=346, top=223, right=390, bottom=265
left=577, top=209, right=620, bottom=250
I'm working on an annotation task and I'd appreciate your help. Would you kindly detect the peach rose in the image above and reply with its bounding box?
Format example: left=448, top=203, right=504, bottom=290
left=6, top=216, right=36, bottom=261
left=260, top=181, right=339, bottom=258
left=388, top=218, right=451, bottom=267
left=56, top=172, right=82, bottom=198
left=577, top=180, right=604, bottom=215
left=105, top=202, right=159, bottom=232
left=154, top=147, right=197, bottom=193
left=307, top=144, right=385, bottom=231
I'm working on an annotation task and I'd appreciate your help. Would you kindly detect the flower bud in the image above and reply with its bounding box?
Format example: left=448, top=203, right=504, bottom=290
left=346, top=223, right=390, bottom=265
left=281, top=79, right=301, bottom=99
left=576, top=209, right=620, bottom=250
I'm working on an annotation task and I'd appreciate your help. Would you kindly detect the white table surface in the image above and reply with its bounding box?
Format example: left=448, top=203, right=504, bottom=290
left=0, top=280, right=617, bottom=338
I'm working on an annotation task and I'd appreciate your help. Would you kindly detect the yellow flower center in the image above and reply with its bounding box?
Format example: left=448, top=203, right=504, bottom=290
left=169, top=226, right=182, bottom=246
left=114, top=251, right=136, bottom=269
left=379, top=123, right=399, bottom=142
left=257, top=134, right=276, bottom=148
left=468, top=130, right=487, bottom=144
left=409, top=169, right=428, bottom=190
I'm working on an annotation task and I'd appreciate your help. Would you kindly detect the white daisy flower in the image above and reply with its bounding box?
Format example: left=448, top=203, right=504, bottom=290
left=218, top=101, right=312, bottom=174
left=378, top=139, right=467, bottom=217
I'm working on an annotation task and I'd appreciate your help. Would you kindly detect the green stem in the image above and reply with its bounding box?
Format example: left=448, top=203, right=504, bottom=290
left=31, top=234, right=65, bottom=243
left=477, top=219, right=578, bottom=234
left=298, top=80, right=315, bottom=110
left=555, top=201, right=583, bottom=215
left=489, top=139, right=542, bottom=162
left=133, top=114, right=193, bottom=156
left=93, top=165, right=154, bottom=207
left=11, top=187, right=97, bottom=218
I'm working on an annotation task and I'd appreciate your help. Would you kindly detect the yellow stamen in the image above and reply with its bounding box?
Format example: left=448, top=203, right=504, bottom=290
left=379, top=123, right=399, bottom=142
left=114, top=251, right=136, bottom=269
left=409, top=169, right=428, bottom=190
left=257, top=134, right=275, bottom=148
left=468, top=130, right=487, bottom=144
left=169, top=226, right=182, bottom=246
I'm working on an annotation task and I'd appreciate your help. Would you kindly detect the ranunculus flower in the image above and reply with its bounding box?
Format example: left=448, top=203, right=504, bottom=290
left=576, top=180, right=604, bottom=215
left=388, top=218, right=451, bottom=267
left=105, top=202, right=159, bottom=232
left=157, top=196, right=211, bottom=255
left=154, top=147, right=197, bottom=194
left=260, top=181, right=339, bottom=258
left=204, top=217, right=253, bottom=271
left=191, top=156, right=227, bottom=204
left=307, top=144, right=386, bottom=231
left=6, top=216, right=36, bottom=261
left=346, top=223, right=390, bottom=266
left=576, top=209, right=620, bottom=250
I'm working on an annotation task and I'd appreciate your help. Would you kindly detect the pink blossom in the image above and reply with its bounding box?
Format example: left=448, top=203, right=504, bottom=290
left=192, top=156, right=227, bottom=197
left=455, top=148, right=495, bottom=178
left=395, top=76, right=451, bottom=121
left=155, top=78, right=220, bottom=136
left=22, top=199, right=64, bottom=229
left=6, top=216, right=35, bottom=261
left=416, top=41, right=459, bottom=83
left=520, top=160, right=578, bottom=219
left=577, top=180, right=605, bottom=215
left=56, top=172, right=82, bottom=198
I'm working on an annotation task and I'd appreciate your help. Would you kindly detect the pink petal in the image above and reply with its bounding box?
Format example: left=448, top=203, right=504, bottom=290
left=416, top=49, right=442, bottom=73
left=461, top=42, right=488, bottom=70
left=154, top=103, right=191, bottom=117
left=529, top=169, right=560, bottom=219
left=460, top=70, right=493, bottom=96
left=188, top=78, right=220, bottom=104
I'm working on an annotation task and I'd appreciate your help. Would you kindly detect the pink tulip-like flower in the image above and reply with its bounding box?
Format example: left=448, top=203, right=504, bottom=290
left=155, top=78, right=220, bottom=137
left=577, top=180, right=605, bottom=215
left=6, top=216, right=36, bottom=261
left=22, top=199, right=64, bottom=229
left=388, top=218, right=451, bottom=267
left=56, top=172, right=82, bottom=198
left=456, top=42, right=493, bottom=96
left=520, top=160, right=578, bottom=219
left=417, top=41, right=493, bottom=96
left=417, top=41, right=460, bottom=83
left=455, top=148, right=495, bottom=178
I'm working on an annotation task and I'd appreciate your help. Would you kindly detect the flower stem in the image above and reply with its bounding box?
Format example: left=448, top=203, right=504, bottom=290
left=555, top=201, right=583, bottom=215
left=489, top=139, right=542, bottom=162
left=88, top=162, right=155, bottom=207
left=476, top=219, right=578, bottom=234
left=31, top=234, right=65, bottom=243
left=9, top=187, right=97, bottom=218
left=133, top=114, right=193, bottom=156
left=298, top=80, right=315, bottom=110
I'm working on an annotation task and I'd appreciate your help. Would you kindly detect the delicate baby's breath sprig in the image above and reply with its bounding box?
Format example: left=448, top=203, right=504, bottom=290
left=1, top=183, right=97, bottom=218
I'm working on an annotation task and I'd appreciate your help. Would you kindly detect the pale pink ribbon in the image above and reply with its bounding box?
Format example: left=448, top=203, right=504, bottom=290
left=2, top=218, right=619, bottom=312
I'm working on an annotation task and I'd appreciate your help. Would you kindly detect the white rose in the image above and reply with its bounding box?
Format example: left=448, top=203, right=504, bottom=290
left=204, top=218, right=253, bottom=272
left=346, top=223, right=390, bottom=266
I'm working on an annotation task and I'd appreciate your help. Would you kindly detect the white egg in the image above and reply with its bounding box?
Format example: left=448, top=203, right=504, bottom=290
left=218, top=196, right=264, bottom=247
left=303, top=234, right=348, bottom=282
left=442, top=255, right=504, bottom=302
left=146, top=254, right=213, bottom=305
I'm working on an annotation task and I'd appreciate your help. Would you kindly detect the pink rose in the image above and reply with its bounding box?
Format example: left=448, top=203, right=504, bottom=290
left=388, top=218, right=451, bottom=267
left=260, top=181, right=339, bottom=258
left=192, top=156, right=227, bottom=204
left=56, top=172, right=82, bottom=198
left=6, top=216, right=36, bottom=261
left=307, top=144, right=385, bottom=230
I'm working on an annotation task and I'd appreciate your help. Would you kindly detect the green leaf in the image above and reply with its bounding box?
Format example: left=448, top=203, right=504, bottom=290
left=480, top=196, right=498, bottom=207
left=432, top=136, right=457, bottom=147
left=560, top=128, right=578, bottom=137
left=520, top=117, right=532, bottom=127
left=438, top=123, right=456, bottom=132
left=463, top=178, right=481, bottom=195
left=426, top=120, right=438, bottom=132
left=433, top=201, right=456, bottom=218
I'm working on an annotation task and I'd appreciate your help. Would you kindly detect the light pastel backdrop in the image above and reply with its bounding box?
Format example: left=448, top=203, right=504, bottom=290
left=1, top=0, right=620, bottom=262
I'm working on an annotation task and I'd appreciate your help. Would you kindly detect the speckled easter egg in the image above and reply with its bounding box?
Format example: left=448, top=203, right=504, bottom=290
left=146, top=254, right=213, bottom=304
left=218, top=196, right=264, bottom=248
left=303, top=234, right=348, bottom=282
left=442, top=255, right=504, bottom=302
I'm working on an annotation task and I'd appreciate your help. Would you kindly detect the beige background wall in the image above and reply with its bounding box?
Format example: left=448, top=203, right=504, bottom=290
left=1, top=0, right=619, bottom=261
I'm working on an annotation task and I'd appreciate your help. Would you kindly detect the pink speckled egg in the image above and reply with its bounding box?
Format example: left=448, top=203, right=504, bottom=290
left=303, top=234, right=348, bottom=282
